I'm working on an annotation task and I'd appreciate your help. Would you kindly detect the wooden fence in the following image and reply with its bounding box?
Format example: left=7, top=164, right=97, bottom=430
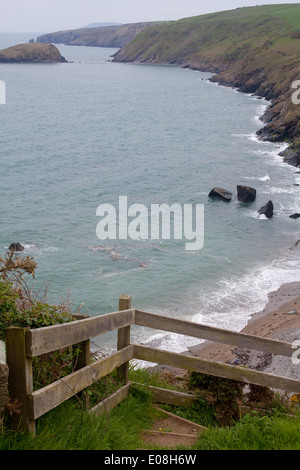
left=5, top=295, right=300, bottom=435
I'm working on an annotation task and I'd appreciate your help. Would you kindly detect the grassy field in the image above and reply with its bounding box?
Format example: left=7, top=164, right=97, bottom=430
left=180, top=3, right=300, bottom=26
left=114, top=4, right=300, bottom=73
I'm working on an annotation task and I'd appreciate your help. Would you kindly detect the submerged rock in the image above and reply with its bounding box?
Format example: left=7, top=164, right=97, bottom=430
left=289, top=213, right=300, bottom=219
left=258, top=201, right=273, bottom=218
left=208, top=187, right=232, bottom=201
left=237, top=185, right=256, bottom=202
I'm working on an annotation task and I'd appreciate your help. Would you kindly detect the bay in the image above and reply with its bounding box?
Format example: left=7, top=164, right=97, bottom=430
left=1, top=34, right=300, bottom=354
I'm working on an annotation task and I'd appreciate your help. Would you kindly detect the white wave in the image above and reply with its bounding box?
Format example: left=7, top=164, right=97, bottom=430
left=192, top=249, right=300, bottom=334
left=26, top=245, right=60, bottom=256
left=120, top=242, right=300, bottom=366
left=254, top=145, right=290, bottom=168
left=231, top=133, right=258, bottom=141
left=24, top=243, right=36, bottom=250
left=260, top=186, right=299, bottom=195
left=202, top=79, right=239, bottom=93
left=247, top=211, right=268, bottom=220
left=244, top=174, right=270, bottom=182
left=253, top=104, right=269, bottom=123
left=3, top=243, right=59, bottom=254
left=275, top=201, right=300, bottom=217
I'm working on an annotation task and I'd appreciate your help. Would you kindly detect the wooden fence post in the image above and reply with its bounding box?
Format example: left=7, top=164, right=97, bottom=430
left=72, top=314, right=90, bottom=371
left=117, top=295, right=131, bottom=383
left=6, top=327, right=35, bottom=434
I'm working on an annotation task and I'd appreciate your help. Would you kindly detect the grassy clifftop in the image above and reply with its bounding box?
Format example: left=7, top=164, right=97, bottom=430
left=113, top=4, right=300, bottom=163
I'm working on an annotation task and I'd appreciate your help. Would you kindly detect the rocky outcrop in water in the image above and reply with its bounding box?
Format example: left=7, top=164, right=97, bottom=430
left=9, top=243, right=24, bottom=251
left=258, top=201, right=274, bottom=218
left=208, top=187, right=232, bottom=201
left=237, top=186, right=256, bottom=203
left=0, top=43, right=67, bottom=63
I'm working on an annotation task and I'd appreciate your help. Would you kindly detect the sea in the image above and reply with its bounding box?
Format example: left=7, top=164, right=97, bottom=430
left=1, top=33, right=300, bottom=357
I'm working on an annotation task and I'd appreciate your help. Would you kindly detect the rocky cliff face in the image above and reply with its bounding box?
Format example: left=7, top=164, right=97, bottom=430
left=0, top=43, right=67, bottom=63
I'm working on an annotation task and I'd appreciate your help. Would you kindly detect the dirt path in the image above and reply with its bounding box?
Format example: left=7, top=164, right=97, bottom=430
left=140, top=407, right=207, bottom=449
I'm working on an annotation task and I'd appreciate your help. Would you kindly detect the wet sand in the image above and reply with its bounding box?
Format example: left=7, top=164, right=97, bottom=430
left=186, top=281, right=300, bottom=381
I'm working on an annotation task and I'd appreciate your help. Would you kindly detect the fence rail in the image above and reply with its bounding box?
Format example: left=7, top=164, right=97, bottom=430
left=26, top=308, right=135, bottom=358
left=5, top=295, right=300, bottom=435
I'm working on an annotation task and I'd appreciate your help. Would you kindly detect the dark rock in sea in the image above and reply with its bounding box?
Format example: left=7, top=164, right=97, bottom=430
left=237, top=185, right=256, bottom=202
left=258, top=201, right=273, bottom=218
left=279, top=145, right=300, bottom=168
left=9, top=242, right=24, bottom=252
left=289, top=213, right=300, bottom=219
left=208, top=187, right=232, bottom=201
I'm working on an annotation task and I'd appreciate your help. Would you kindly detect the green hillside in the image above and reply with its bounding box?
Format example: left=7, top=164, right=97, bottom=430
left=113, top=4, right=300, bottom=164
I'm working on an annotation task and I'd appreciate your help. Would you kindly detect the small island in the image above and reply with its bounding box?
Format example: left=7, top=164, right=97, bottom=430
left=0, top=43, right=67, bottom=63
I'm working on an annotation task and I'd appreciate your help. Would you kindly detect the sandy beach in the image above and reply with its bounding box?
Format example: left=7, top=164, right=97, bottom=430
left=152, top=282, right=300, bottom=383
left=186, top=281, right=300, bottom=381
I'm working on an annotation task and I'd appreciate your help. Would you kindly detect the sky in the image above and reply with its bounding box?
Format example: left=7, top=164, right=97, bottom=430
left=0, top=0, right=299, bottom=33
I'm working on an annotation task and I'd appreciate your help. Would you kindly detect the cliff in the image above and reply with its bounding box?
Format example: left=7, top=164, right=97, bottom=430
left=0, top=43, right=67, bottom=63
left=36, top=22, right=160, bottom=48
left=112, top=5, right=300, bottom=165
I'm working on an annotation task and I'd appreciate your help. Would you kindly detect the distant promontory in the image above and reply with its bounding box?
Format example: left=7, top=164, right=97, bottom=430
left=0, top=43, right=67, bottom=63
left=36, top=22, right=159, bottom=48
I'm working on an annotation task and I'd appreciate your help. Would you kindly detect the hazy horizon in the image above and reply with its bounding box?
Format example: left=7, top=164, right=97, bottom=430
left=0, top=0, right=300, bottom=33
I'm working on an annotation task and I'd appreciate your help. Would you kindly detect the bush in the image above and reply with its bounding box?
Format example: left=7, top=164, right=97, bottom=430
left=0, top=252, right=73, bottom=339
left=0, top=251, right=77, bottom=389
left=188, top=372, right=244, bottom=426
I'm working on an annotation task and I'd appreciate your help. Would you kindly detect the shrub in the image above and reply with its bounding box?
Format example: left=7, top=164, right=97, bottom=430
left=188, top=372, right=244, bottom=426
left=0, top=251, right=77, bottom=389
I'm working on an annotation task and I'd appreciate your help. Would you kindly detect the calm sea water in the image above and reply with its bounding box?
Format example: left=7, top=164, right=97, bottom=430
left=1, top=33, right=300, bottom=354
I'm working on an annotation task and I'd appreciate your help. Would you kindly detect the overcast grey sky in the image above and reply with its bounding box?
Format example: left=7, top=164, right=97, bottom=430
left=1, top=0, right=299, bottom=33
